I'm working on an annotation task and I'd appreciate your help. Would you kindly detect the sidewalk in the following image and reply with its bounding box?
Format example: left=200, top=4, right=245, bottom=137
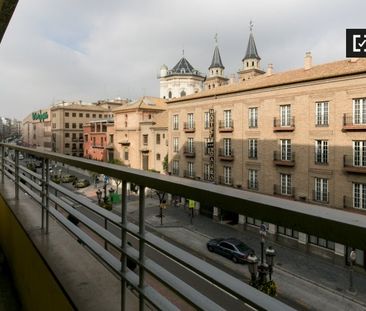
left=121, top=195, right=366, bottom=311
left=78, top=185, right=366, bottom=310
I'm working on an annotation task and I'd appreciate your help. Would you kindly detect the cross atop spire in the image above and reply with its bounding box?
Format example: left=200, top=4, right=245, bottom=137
left=214, top=33, right=218, bottom=45
left=249, top=20, right=254, bottom=32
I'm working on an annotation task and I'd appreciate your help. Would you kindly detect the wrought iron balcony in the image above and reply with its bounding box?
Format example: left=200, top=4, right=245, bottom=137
left=273, top=117, right=295, bottom=132
left=343, top=155, right=366, bottom=174
left=218, top=148, right=234, bottom=161
left=183, top=122, right=195, bottom=133
left=247, top=180, right=258, bottom=191
left=273, top=184, right=295, bottom=197
left=312, top=190, right=329, bottom=204
left=342, top=113, right=366, bottom=131
left=218, top=175, right=233, bottom=186
left=218, top=120, right=234, bottom=132
left=273, top=151, right=295, bottom=166
left=183, top=170, right=195, bottom=179
left=183, top=146, right=195, bottom=158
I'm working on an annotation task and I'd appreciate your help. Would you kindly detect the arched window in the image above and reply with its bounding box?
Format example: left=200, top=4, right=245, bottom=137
left=180, top=90, right=186, bottom=97
left=216, top=70, right=218, bottom=74
left=168, top=91, right=172, bottom=99
left=208, top=85, right=211, bottom=89
left=252, top=61, right=254, bottom=66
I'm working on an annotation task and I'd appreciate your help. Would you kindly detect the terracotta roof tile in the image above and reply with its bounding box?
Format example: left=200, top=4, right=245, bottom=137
left=168, top=58, right=366, bottom=103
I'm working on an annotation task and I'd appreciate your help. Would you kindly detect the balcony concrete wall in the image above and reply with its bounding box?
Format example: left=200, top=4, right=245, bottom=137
left=0, top=193, right=74, bottom=310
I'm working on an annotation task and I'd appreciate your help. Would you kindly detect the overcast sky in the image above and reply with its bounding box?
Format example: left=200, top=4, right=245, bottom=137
left=1, top=0, right=365, bottom=120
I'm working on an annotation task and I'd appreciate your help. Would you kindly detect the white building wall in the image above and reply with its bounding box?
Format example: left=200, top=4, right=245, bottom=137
left=160, top=77, right=203, bottom=99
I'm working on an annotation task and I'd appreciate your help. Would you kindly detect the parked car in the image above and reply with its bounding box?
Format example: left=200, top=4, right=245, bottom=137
left=61, top=174, right=76, bottom=183
left=206, top=237, right=254, bottom=263
left=73, top=179, right=90, bottom=188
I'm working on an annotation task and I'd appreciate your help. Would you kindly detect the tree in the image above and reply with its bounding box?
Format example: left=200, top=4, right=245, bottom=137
left=108, top=159, right=125, bottom=192
left=162, top=154, right=168, bottom=173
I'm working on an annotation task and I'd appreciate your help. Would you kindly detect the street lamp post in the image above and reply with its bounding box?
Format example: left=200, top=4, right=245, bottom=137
left=103, top=182, right=107, bottom=203
left=247, top=253, right=259, bottom=287
left=109, top=188, right=115, bottom=203
left=96, top=189, right=102, bottom=205
left=265, top=246, right=276, bottom=281
left=349, top=250, right=357, bottom=294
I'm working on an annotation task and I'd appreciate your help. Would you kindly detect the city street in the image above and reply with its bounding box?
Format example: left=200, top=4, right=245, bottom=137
left=41, top=164, right=366, bottom=310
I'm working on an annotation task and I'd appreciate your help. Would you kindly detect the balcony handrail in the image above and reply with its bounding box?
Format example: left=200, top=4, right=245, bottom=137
left=218, top=119, right=234, bottom=129
left=273, top=116, right=295, bottom=127
left=218, top=148, right=234, bottom=157
left=1, top=143, right=366, bottom=249
left=1, top=144, right=298, bottom=310
left=273, top=151, right=295, bottom=161
left=2, top=143, right=366, bottom=309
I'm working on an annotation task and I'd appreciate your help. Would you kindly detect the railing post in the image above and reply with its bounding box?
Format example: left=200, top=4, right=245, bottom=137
left=1, top=145, right=4, bottom=184
left=45, top=158, right=50, bottom=234
left=121, top=180, right=127, bottom=311
left=139, top=185, right=146, bottom=311
left=104, top=218, right=108, bottom=250
left=14, top=150, right=19, bottom=200
left=41, top=158, right=45, bottom=230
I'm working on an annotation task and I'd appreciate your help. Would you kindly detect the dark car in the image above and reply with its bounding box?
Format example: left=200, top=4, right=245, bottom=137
left=207, top=238, right=254, bottom=263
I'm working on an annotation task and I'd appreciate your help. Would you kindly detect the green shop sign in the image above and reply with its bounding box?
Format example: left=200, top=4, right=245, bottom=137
left=32, top=111, right=48, bottom=122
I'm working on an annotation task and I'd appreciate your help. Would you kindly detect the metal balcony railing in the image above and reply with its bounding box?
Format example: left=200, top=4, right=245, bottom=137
left=2, top=143, right=366, bottom=310
left=247, top=179, right=258, bottom=191
left=273, top=117, right=295, bottom=131
left=218, top=148, right=234, bottom=161
left=343, top=155, right=366, bottom=173
left=273, top=151, right=295, bottom=166
left=273, top=184, right=295, bottom=197
left=343, top=113, right=366, bottom=130
left=218, top=175, right=233, bottom=186
left=312, top=190, right=329, bottom=204
left=218, top=120, right=234, bottom=132
left=183, top=170, right=195, bottom=179
left=183, top=122, right=195, bottom=132
left=183, top=145, right=195, bottom=157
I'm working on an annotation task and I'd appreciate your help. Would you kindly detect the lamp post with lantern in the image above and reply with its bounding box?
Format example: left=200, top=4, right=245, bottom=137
left=348, top=249, right=357, bottom=294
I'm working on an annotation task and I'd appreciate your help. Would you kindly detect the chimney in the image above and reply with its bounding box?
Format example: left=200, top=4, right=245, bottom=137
left=304, top=52, right=312, bottom=70
left=266, top=63, right=273, bottom=76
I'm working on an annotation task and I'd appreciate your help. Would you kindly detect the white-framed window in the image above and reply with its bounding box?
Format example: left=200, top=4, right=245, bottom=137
left=353, top=98, right=366, bottom=124
left=223, top=138, right=232, bottom=156
left=172, top=160, right=179, bottom=175
left=248, top=169, right=258, bottom=190
left=353, top=141, right=366, bottom=167
left=353, top=183, right=366, bottom=209
left=173, top=137, right=179, bottom=153
left=315, top=140, right=328, bottom=164
left=248, top=139, right=257, bottom=159
left=187, top=137, right=194, bottom=153
left=280, top=139, right=292, bottom=161
left=280, top=105, right=291, bottom=126
left=316, top=102, right=329, bottom=126
left=280, top=173, right=292, bottom=195
left=314, top=178, right=328, bottom=203
left=204, top=138, right=210, bottom=155
left=224, top=166, right=232, bottom=185
left=249, top=107, right=258, bottom=128
left=224, top=110, right=232, bottom=128
left=173, top=114, right=179, bottom=130
left=187, top=113, right=194, bottom=129
left=187, top=162, right=194, bottom=177
left=204, top=163, right=210, bottom=180
left=204, top=112, right=210, bottom=129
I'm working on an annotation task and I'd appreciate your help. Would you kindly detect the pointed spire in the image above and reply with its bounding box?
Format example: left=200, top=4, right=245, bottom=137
left=209, top=34, right=225, bottom=70
left=243, top=21, right=260, bottom=61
